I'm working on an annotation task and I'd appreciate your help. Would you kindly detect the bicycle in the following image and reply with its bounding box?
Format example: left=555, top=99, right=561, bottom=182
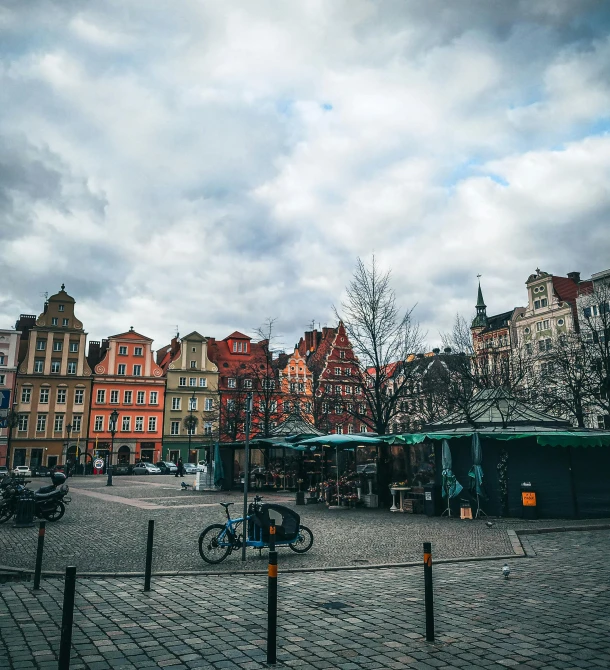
left=198, top=495, right=314, bottom=564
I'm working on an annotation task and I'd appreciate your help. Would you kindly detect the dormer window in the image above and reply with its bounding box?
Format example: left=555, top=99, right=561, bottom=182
left=233, top=341, right=237, bottom=352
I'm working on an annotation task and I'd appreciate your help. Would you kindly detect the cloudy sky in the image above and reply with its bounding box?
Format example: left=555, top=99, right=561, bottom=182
left=1, top=1, right=609, bottom=353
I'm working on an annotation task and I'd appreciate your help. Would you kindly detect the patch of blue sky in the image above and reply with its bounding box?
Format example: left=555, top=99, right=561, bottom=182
left=275, top=99, right=295, bottom=116
left=321, top=102, right=333, bottom=111
left=488, top=174, right=509, bottom=187
left=441, top=158, right=483, bottom=189
left=549, top=117, right=610, bottom=151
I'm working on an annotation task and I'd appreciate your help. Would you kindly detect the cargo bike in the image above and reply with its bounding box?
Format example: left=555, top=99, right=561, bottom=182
left=198, top=495, right=314, bottom=564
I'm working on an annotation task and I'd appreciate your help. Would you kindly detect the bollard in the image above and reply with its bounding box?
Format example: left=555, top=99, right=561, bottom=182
left=33, top=521, right=46, bottom=590
left=58, top=566, right=77, bottom=670
left=144, top=520, right=154, bottom=592
left=267, top=524, right=277, bottom=665
left=423, top=542, right=434, bottom=642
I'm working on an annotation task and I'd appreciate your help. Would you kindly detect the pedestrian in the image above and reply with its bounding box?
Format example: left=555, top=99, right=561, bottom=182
left=176, top=458, right=184, bottom=478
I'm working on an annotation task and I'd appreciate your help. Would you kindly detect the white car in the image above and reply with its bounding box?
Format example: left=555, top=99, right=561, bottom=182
left=132, top=462, right=162, bottom=475
left=13, top=465, right=32, bottom=477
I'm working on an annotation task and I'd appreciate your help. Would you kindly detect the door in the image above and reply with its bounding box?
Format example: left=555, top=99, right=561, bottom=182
left=140, top=450, right=154, bottom=462
left=30, top=448, right=44, bottom=469
left=189, top=449, right=198, bottom=464
left=47, top=455, right=58, bottom=469
left=169, top=450, right=179, bottom=463
left=13, top=449, right=26, bottom=467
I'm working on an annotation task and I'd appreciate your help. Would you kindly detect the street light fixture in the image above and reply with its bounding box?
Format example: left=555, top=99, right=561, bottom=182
left=186, top=391, right=197, bottom=464
left=65, top=423, right=73, bottom=474
left=107, top=410, right=119, bottom=487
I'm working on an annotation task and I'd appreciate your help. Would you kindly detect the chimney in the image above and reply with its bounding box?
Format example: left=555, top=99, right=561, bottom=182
left=305, top=331, right=313, bottom=353
left=432, top=348, right=440, bottom=355
left=567, top=271, right=581, bottom=284
left=444, top=347, right=452, bottom=354
left=88, top=341, right=101, bottom=367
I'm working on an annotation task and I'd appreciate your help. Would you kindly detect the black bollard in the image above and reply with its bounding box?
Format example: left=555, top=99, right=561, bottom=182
left=423, top=542, right=434, bottom=642
left=33, top=521, right=46, bottom=590
left=144, top=520, right=154, bottom=592
left=58, top=566, right=77, bottom=670
left=267, top=524, right=277, bottom=665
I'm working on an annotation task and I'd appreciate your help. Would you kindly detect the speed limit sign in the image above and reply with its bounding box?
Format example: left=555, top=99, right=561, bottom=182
left=94, top=458, right=104, bottom=469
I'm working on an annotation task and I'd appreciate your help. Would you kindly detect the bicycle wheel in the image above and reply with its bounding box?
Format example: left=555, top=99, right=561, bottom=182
left=40, top=501, right=65, bottom=522
left=288, top=525, right=314, bottom=553
left=0, top=502, right=14, bottom=524
left=198, top=524, right=232, bottom=564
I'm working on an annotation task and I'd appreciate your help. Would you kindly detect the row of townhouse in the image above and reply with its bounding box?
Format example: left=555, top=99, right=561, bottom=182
left=1, top=285, right=368, bottom=471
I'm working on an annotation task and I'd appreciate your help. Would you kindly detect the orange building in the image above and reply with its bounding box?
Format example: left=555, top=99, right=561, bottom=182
left=88, top=328, right=165, bottom=465
left=274, top=346, right=314, bottom=423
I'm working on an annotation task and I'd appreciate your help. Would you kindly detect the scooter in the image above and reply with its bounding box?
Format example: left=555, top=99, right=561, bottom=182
left=0, top=471, right=71, bottom=523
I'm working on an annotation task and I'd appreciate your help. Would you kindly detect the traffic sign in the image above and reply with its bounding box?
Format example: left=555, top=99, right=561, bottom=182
left=0, top=409, right=7, bottom=418
left=94, top=458, right=104, bottom=469
left=0, top=390, right=10, bottom=410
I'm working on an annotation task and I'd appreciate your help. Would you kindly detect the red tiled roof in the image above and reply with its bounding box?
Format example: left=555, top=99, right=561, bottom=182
left=225, top=331, right=251, bottom=340
left=552, top=277, right=593, bottom=329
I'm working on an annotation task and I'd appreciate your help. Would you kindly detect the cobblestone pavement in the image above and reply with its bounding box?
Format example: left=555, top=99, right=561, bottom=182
left=1, top=475, right=609, bottom=575
left=1, top=529, right=609, bottom=669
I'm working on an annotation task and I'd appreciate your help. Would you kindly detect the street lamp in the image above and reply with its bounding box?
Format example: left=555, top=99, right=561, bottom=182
left=65, top=423, right=73, bottom=474
left=107, top=410, right=119, bottom=487
left=185, top=391, right=197, bottom=463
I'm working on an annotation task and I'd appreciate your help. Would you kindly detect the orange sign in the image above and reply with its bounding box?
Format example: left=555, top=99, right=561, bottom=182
left=522, top=491, right=537, bottom=506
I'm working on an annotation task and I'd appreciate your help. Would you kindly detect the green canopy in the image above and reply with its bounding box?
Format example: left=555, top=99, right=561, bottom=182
left=400, top=430, right=610, bottom=448
left=295, top=434, right=382, bottom=448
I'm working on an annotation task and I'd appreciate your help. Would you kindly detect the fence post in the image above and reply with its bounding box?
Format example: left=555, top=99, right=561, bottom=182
left=144, top=520, right=154, bottom=592
left=58, top=566, right=77, bottom=670
left=267, top=524, right=277, bottom=665
left=423, top=542, right=434, bottom=642
left=33, top=520, right=46, bottom=590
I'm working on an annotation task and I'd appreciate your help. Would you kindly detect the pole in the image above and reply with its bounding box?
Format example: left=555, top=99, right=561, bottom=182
left=241, top=392, right=252, bottom=562
left=144, top=520, right=154, bottom=592
left=336, top=444, right=340, bottom=505
left=33, top=521, right=46, bottom=590
left=267, top=524, right=277, bottom=665
left=58, top=566, right=77, bottom=670
left=107, top=430, right=114, bottom=486
left=423, top=542, right=434, bottom=642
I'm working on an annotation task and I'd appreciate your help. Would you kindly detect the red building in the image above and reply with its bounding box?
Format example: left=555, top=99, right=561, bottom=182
left=88, top=328, right=165, bottom=465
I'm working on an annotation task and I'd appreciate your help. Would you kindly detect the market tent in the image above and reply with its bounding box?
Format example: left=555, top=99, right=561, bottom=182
left=468, top=433, right=486, bottom=518
left=441, top=439, right=463, bottom=516
left=213, top=442, right=224, bottom=487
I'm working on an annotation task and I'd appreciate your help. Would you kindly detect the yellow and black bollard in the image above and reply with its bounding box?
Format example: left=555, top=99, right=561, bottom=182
left=423, top=542, right=434, bottom=641
left=267, top=524, right=277, bottom=665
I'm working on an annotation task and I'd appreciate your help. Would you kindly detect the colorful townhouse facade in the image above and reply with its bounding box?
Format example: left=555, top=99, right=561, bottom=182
left=274, top=345, right=314, bottom=423
left=157, top=331, right=219, bottom=464
left=88, top=328, right=166, bottom=465
left=12, top=286, right=92, bottom=471
left=0, top=328, right=21, bottom=466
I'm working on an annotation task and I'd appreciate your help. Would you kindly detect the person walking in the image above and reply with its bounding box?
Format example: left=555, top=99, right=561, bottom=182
left=176, top=458, right=184, bottom=478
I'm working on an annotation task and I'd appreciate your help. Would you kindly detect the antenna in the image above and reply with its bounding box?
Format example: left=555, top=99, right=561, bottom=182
left=477, top=274, right=482, bottom=280
left=40, top=292, right=48, bottom=301
left=175, top=325, right=180, bottom=339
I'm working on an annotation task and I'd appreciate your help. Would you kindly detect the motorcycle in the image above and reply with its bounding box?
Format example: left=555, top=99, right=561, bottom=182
left=0, top=471, right=71, bottom=523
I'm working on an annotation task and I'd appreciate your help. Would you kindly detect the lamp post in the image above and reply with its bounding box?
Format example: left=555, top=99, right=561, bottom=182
left=65, top=423, right=73, bottom=473
left=107, top=410, right=119, bottom=487
left=184, top=392, right=198, bottom=466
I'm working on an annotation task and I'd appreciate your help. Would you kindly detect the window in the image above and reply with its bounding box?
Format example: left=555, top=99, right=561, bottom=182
left=94, top=415, right=104, bottom=431
left=117, top=364, right=126, bottom=375
left=124, top=390, right=132, bottom=404
left=204, top=421, right=213, bottom=435
left=262, top=379, right=275, bottom=390
left=335, top=367, right=341, bottom=375
left=536, top=320, right=550, bottom=332
left=284, top=402, right=291, bottom=413
left=541, top=298, right=547, bottom=307
left=190, top=361, right=197, bottom=369
left=227, top=399, right=236, bottom=411
left=205, top=398, right=213, bottom=411
left=348, top=424, right=354, bottom=434
left=557, top=318, right=565, bottom=326
left=34, top=360, right=44, bottom=373
left=335, top=425, right=343, bottom=434
left=121, top=416, right=130, bottom=431
left=339, top=351, right=345, bottom=359
left=21, top=388, right=31, bottom=403
left=170, top=421, right=180, bottom=435
left=39, top=388, right=49, bottom=404
left=189, top=377, right=196, bottom=387
left=335, top=385, right=342, bottom=395
left=134, top=347, right=143, bottom=356
left=51, top=361, right=60, bottom=374
left=110, top=390, right=119, bottom=404
left=244, top=379, right=252, bottom=389
left=148, top=416, right=157, bottom=432
left=305, top=401, right=312, bottom=413
left=97, top=389, right=106, bottom=403
left=290, top=382, right=296, bottom=393
left=54, top=415, right=64, bottom=432
left=232, top=341, right=237, bottom=352
left=55, top=388, right=66, bottom=404
left=67, top=361, right=77, bottom=374
left=119, top=346, right=128, bottom=355
left=53, top=341, right=63, bottom=352
left=18, top=415, right=29, bottom=432
left=0, top=358, right=4, bottom=370
left=69, top=342, right=78, bottom=353
left=335, top=404, right=343, bottom=414
left=36, top=415, right=47, bottom=432
left=74, top=389, right=84, bottom=404
left=58, top=304, right=64, bottom=312
left=525, top=343, right=532, bottom=355
left=228, top=378, right=236, bottom=388
left=538, top=338, right=552, bottom=352
left=345, top=368, right=352, bottom=376
left=62, top=318, right=69, bottom=327
left=360, top=424, right=368, bottom=433
left=51, top=318, right=58, bottom=326
left=179, top=377, right=187, bottom=387
left=322, top=402, right=329, bottom=413
left=133, top=365, right=142, bottom=376
left=137, top=391, right=145, bottom=404
left=345, top=385, right=352, bottom=394
left=243, top=342, right=248, bottom=353
left=172, top=397, right=181, bottom=410
left=298, top=382, right=305, bottom=393
left=199, top=378, right=207, bottom=388
left=189, top=397, right=197, bottom=411
left=36, top=340, right=46, bottom=351
left=135, top=416, right=144, bottom=432
left=270, top=400, right=277, bottom=413
left=149, top=391, right=158, bottom=405
left=192, top=347, right=196, bottom=352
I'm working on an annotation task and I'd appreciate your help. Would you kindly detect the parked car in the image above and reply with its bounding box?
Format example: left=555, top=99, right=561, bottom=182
left=112, top=463, right=132, bottom=475
left=156, top=461, right=178, bottom=474
left=32, top=465, right=52, bottom=477
left=197, top=461, right=208, bottom=472
left=132, top=462, right=162, bottom=475
left=356, top=463, right=377, bottom=475
left=12, top=465, right=32, bottom=477
left=182, top=462, right=199, bottom=475
left=0, top=465, right=9, bottom=477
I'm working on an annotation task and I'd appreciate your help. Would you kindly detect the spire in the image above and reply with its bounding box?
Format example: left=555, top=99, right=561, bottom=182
left=471, top=278, right=488, bottom=329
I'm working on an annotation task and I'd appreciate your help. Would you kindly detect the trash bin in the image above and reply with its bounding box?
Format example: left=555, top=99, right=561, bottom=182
left=424, top=484, right=440, bottom=517
left=295, top=491, right=305, bottom=505
left=13, top=493, right=35, bottom=528
left=520, top=481, right=537, bottom=519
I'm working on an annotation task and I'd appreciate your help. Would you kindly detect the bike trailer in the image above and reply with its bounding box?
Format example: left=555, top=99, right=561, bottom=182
left=251, top=503, right=300, bottom=543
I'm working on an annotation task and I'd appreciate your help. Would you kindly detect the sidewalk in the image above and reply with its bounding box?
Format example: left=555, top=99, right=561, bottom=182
left=1, top=529, right=609, bottom=669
